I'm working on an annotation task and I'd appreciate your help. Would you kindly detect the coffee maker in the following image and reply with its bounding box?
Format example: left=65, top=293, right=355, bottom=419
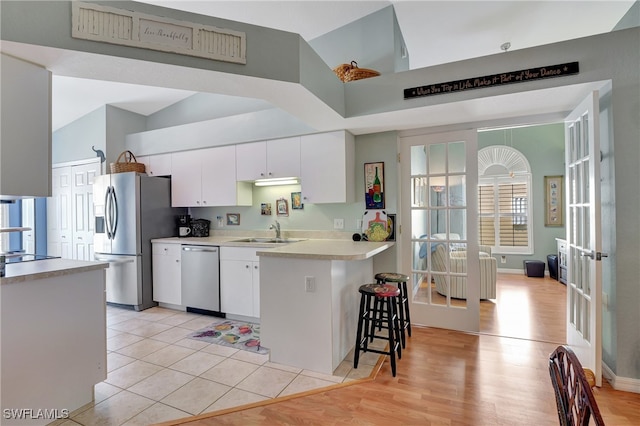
left=176, top=214, right=192, bottom=237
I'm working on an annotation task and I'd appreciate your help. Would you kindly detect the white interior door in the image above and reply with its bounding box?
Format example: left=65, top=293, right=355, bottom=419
left=401, top=130, right=480, bottom=332
left=565, top=91, right=603, bottom=386
left=72, top=162, right=99, bottom=261
left=47, top=166, right=73, bottom=258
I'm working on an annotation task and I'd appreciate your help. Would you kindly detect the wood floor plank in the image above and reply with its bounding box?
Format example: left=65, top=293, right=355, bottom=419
left=156, top=275, right=640, bottom=426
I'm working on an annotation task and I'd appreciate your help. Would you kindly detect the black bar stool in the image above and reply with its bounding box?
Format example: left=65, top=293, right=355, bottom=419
left=375, top=272, right=412, bottom=348
left=354, top=283, right=402, bottom=377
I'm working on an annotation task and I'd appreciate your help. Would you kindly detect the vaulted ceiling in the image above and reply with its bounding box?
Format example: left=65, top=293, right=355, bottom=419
left=28, top=0, right=637, bottom=131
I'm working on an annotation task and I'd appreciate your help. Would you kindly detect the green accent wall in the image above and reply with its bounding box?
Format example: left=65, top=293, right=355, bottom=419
left=478, top=123, right=566, bottom=271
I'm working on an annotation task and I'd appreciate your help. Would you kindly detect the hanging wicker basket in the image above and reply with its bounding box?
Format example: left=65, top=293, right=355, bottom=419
left=333, top=61, right=380, bottom=82
left=110, top=150, right=146, bottom=174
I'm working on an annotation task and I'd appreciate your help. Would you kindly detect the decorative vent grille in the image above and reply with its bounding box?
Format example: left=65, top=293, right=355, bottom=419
left=72, top=2, right=246, bottom=64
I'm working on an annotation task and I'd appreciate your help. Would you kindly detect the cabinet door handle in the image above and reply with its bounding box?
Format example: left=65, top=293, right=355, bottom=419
left=254, top=265, right=258, bottom=269
left=246, top=264, right=250, bottom=268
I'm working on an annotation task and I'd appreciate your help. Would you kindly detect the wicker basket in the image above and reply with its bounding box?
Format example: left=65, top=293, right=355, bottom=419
left=333, top=61, right=380, bottom=82
left=110, top=150, right=146, bottom=174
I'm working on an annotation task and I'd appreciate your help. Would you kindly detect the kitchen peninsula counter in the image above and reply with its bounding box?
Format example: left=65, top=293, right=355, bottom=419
left=257, top=240, right=394, bottom=375
left=151, top=235, right=393, bottom=259
left=1, top=259, right=108, bottom=425
left=150, top=234, right=394, bottom=374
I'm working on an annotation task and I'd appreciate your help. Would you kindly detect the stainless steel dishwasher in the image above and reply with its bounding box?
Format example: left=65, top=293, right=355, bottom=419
left=181, top=245, right=221, bottom=314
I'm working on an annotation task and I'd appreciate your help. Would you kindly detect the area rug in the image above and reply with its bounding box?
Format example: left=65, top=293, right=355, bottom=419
left=187, top=318, right=268, bottom=354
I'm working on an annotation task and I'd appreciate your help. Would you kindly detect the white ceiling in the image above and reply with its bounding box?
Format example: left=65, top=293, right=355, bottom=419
left=41, top=0, right=635, bottom=131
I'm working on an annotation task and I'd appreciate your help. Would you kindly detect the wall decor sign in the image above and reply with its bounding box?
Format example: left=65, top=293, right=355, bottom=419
left=364, top=162, right=385, bottom=209
left=72, top=2, right=246, bottom=64
left=404, top=62, right=579, bottom=100
left=544, top=175, right=564, bottom=227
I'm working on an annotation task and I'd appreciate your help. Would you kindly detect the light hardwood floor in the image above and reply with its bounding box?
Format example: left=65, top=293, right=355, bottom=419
left=158, top=274, right=640, bottom=425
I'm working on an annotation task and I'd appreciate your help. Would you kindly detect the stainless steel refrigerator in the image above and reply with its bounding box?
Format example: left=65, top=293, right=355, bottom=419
left=93, top=172, right=185, bottom=311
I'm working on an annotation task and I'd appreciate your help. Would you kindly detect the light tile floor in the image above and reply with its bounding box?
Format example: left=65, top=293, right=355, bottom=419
left=53, top=305, right=380, bottom=426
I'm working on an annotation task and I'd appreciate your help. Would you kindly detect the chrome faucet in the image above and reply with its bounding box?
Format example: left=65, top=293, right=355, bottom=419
left=270, top=220, right=281, bottom=239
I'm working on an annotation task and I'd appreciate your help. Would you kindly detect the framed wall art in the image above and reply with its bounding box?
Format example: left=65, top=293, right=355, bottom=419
left=291, top=192, right=303, bottom=210
left=544, top=175, right=564, bottom=227
left=276, top=198, right=289, bottom=216
left=226, top=213, right=240, bottom=225
left=364, top=162, right=385, bottom=209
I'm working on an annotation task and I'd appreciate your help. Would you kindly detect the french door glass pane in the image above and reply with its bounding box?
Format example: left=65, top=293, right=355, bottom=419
left=448, top=141, right=466, bottom=173
left=428, top=143, right=446, bottom=174
left=410, top=145, right=427, bottom=175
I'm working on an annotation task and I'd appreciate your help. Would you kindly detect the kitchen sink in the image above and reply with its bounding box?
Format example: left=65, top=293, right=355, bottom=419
left=230, top=237, right=304, bottom=244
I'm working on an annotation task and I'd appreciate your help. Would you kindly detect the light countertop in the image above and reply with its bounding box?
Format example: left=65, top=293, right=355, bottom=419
left=1, top=259, right=109, bottom=284
left=151, top=236, right=394, bottom=261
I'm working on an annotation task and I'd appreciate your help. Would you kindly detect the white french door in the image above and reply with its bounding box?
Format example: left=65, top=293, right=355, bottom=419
left=565, top=91, right=603, bottom=386
left=400, top=130, right=480, bottom=331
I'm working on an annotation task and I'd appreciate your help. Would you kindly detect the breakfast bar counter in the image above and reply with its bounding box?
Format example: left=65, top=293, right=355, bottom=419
left=257, top=240, right=394, bottom=375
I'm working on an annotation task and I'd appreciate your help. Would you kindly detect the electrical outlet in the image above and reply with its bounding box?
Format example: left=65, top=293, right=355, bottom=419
left=356, top=219, right=363, bottom=230
left=334, top=218, right=344, bottom=229
left=501, top=255, right=507, bottom=264
left=305, top=276, right=316, bottom=292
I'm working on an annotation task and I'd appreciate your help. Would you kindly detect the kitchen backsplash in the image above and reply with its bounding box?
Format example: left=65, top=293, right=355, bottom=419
left=188, top=184, right=367, bottom=234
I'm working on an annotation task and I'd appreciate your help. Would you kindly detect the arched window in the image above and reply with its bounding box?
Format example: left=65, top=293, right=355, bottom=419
left=478, top=146, right=533, bottom=254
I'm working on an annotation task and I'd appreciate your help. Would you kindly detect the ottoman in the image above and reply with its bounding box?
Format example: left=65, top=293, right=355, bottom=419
left=523, top=260, right=545, bottom=278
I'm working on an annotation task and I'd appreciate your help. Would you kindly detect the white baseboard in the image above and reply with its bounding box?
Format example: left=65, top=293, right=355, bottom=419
left=497, top=268, right=551, bottom=277
left=603, top=362, right=640, bottom=393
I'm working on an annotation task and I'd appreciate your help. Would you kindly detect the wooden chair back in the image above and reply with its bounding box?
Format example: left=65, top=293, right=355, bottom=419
left=549, top=345, right=605, bottom=426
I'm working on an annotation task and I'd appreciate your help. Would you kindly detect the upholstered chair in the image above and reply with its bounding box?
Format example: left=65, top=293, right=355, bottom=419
left=431, top=244, right=497, bottom=300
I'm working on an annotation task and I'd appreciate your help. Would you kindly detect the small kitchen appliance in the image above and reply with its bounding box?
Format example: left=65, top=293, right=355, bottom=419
left=190, top=219, right=211, bottom=237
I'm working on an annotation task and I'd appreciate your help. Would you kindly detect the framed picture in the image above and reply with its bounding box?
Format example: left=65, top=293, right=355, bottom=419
left=226, top=213, right=240, bottom=225
left=261, top=203, right=272, bottom=215
left=364, top=162, right=385, bottom=209
left=276, top=198, right=289, bottom=216
left=544, top=175, right=564, bottom=227
left=291, top=192, right=303, bottom=210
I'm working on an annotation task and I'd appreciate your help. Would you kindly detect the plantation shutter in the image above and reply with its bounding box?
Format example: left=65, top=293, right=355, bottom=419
left=478, top=180, right=530, bottom=250
left=478, top=184, right=495, bottom=246
left=498, top=182, right=528, bottom=247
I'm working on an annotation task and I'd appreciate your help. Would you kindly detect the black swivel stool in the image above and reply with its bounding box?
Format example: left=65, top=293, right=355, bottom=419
left=375, top=272, right=412, bottom=348
left=354, top=283, right=402, bottom=377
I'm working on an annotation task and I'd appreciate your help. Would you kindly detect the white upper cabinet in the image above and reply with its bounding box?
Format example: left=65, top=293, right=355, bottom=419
left=300, top=131, right=355, bottom=204
left=138, top=153, right=172, bottom=176
left=1, top=54, right=51, bottom=198
left=172, top=146, right=252, bottom=207
left=236, top=137, right=300, bottom=181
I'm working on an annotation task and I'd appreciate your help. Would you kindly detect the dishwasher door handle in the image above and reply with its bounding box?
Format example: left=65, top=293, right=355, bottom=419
left=182, top=247, right=218, bottom=253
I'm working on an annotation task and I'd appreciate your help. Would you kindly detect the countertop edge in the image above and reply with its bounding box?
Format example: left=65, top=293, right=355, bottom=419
left=151, top=237, right=395, bottom=260
left=1, top=259, right=109, bottom=284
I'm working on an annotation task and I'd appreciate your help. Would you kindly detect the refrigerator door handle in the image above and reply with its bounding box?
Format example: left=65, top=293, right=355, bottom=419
left=105, top=186, right=113, bottom=239
left=111, top=187, right=119, bottom=239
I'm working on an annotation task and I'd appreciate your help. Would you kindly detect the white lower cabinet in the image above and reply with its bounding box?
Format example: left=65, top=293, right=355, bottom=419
left=220, top=247, right=260, bottom=318
left=152, top=243, right=182, bottom=305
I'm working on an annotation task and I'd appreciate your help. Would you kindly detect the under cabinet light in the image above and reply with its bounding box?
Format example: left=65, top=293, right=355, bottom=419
left=254, top=177, right=300, bottom=187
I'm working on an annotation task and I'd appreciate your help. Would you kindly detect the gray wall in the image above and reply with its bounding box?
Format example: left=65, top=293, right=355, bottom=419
left=52, top=106, right=106, bottom=164
left=308, top=5, right=409, bottom=74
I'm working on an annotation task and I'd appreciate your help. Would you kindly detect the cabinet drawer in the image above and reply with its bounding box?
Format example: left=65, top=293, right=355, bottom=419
left=220, top=247, right=259, bottom=261
left=152, top=243, right=181, bottom=256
